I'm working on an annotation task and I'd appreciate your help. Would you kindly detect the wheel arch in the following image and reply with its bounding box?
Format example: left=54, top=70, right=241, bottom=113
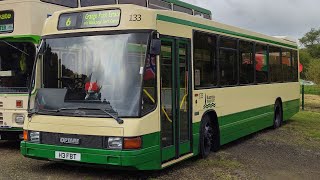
left=275, top=97, right=283, bottom=117
left=201, top=109, right=220, bottom=149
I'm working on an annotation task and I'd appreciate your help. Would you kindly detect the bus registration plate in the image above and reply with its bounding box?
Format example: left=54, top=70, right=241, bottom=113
left=55, top=151, right=81, bottom=161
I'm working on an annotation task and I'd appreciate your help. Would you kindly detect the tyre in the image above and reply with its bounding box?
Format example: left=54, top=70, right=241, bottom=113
left=273, top=101, right=283, bottom=129
left=199, top=115, right=214, bottom=158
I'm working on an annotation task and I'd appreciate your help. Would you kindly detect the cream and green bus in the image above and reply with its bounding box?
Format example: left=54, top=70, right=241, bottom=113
left=0, top=0, right=79, bottom=140
left=21, top=0, right=299, bottom=170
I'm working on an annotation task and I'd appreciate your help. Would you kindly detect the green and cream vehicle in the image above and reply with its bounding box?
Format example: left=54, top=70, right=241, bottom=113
left=0, top=0, right=78, bottom=140
left=21, top=0, right=299, bottom=170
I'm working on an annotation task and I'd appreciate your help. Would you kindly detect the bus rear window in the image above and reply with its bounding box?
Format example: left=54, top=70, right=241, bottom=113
left=173, top=5, right=193, bottom=15
left=80, top=0, right=116, bottom=7
left=118, top=0, right=147, bottom=7
left=149, top=0, right=172, bottom=10
left=41, top=0, right=78, bottom=8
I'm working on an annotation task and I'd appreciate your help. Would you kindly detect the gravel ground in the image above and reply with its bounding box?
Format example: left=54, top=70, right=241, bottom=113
left=0, top=112, right=320, bottom=180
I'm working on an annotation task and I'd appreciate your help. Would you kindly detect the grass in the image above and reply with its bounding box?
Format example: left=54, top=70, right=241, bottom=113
left=303, top=85, right=320, bottom=95
left=286, top=111, right=320, bottom=140
left=274, top=111, right=320, bottom=151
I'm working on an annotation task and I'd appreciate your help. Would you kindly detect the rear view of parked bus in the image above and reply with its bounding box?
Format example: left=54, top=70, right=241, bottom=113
left=21, top=0, right=299, bottom=170
left=0, top=0, right=78, bottom=140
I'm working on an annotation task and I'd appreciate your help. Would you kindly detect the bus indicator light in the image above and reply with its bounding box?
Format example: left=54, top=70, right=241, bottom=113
left=23, top=130, right=28, bottom=141
left=124, top=137, right=142, bottom=150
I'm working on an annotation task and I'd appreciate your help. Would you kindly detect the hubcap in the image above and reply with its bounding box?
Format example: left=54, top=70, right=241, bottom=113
left=275, top=108, right=281, bottom=127
left=204, top=122, right=213, bottom=152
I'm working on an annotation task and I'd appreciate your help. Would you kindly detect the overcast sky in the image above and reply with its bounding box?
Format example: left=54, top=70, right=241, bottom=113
left=185, top=0, right=320, bottom=41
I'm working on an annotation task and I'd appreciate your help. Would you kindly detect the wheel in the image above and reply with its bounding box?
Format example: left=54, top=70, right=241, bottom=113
left=273, top=101, right=283, bottom=129
left=200, top=115, right=214, bottom=158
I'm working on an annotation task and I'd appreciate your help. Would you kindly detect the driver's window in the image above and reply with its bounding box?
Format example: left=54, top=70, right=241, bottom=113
left=43, top=47, right=59, bottom=88
left=141, top=55, right=156, bottom=115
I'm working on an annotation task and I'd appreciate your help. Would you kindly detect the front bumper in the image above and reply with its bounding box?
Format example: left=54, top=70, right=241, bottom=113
left=0, top=128, right=23, bottom=140
left=20, top=141, right=161, bottom=170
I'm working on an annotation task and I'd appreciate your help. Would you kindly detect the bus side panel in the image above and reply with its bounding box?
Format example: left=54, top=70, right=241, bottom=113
left=192, top=122, right=201, bottom=156
left=282, top=99, right=300, bottom=121
left=219, top=104, right=274, bottom=145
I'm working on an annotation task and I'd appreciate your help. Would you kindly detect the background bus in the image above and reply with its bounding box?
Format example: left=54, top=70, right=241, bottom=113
left=21, top=0, right=299, bottom=170
left=0, top=0, right=79, bottom=140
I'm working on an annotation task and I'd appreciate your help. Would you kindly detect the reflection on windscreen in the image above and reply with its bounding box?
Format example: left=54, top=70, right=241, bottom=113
left=40, top=33, right=149, bottom=117
left=0, top=42, right=35, bottom=93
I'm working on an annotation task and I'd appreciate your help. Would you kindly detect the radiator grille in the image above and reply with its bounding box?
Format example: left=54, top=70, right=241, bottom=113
left=41, top=132, right=105, bottom=149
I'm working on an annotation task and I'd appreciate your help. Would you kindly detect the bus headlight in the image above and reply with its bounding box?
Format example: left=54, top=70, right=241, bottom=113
left=29, top=131, right=40, bottom=143
left=107, top=137, right=123, bottom=150
left=14, top=114, right=25, bottom=124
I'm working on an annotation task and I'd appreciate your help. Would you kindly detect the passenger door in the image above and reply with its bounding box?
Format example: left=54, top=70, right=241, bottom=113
left=160, top=37, right=191, bottom=163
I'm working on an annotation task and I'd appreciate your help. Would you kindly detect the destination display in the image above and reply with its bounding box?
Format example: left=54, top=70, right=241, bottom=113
left=58, top=9, right=121, bottom=30
left=0, top=11, right=14, bottom=33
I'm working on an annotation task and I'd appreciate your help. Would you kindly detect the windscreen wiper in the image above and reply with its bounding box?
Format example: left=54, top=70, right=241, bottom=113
left=28, top=108, right=58, bottom=118
left=57, top=107, right=124, bottom=124
left=0, top=40, right=29, bottom=56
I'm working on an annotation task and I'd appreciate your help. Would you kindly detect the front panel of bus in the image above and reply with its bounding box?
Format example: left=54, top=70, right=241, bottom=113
left=21, top=5, right=164, bottom=170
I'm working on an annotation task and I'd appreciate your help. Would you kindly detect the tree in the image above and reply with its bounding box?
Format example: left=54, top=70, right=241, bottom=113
left=299, top=49, right=312, bottom=79
left=299, top=28, right=320, bottom=58
left=305, top=59, right=320, bottom=84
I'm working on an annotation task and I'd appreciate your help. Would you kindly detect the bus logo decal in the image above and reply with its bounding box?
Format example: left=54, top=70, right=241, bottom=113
left=203, top=94, right=216, bottom=109
left=60, top=137, right=80, bottom=145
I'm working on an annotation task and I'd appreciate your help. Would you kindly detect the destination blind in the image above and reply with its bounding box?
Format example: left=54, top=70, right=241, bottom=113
left=0, top=11, right=14, bottom=33
left=58, top=9, right=121, bottom=30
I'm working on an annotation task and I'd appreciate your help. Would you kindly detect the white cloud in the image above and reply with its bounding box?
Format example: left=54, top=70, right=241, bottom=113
left=184, top=0, right=320, bottom=39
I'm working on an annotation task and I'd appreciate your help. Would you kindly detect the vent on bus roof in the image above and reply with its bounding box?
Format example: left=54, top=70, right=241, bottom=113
left=79, top=0, right=212, bottom=20
left=0, top=102, right=3, bottom=108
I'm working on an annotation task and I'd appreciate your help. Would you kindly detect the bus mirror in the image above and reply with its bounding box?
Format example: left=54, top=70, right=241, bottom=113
left=150, top=39, right=161, bottom=55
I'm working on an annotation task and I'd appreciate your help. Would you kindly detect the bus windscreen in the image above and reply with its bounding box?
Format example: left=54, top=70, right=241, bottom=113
left=0, top=41, right=35, bottom=93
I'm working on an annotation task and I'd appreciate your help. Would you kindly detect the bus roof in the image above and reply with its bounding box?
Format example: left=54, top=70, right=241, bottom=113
left=42, top=4, right=297, bottom=49
left=0, top=0, right=69, bottom=43
left=79, top=0, right=211, bottom=20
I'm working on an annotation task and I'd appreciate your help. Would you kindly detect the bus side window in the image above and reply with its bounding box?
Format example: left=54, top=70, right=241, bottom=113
left=282, top=49, right=291, bottom=82
left=255, top=44, right=268, bottom=83
left=219, top=37, right=238, bottom=86
left=239, top=41, right=254, bottom=85
left=193, top=31, right=217, bottom=88
left=292, top=51, right=298, bottom=82
left=269, top=46, right=282, bottom=83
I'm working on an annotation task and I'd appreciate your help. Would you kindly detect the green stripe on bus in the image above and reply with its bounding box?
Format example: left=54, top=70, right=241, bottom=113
left=0, top=35, right=41, bottom=44
left=192, top=99, right=299, bottom=146
left=157, top=14, right=298, bottom=49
